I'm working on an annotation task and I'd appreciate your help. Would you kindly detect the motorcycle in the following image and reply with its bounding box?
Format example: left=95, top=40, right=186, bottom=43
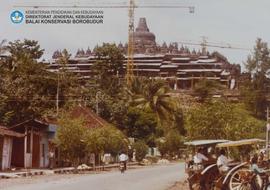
left=119, top=161, right=126, bottom=173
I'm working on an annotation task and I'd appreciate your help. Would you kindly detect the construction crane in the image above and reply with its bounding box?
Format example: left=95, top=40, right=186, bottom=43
left=126, top=0, right=135, bottom=88
left=125, top=0, right=194, bottom=87
left=178, top=37, right=251, bottom=53
left=14, top=1, right=195, bottom=87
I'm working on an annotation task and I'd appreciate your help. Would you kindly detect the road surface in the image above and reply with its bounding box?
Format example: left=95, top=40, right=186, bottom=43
left=1, top=163, right=186, bottom=190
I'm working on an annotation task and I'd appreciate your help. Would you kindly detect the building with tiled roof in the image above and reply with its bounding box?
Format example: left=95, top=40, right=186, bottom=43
left=70, top=106, right=109, bottom=128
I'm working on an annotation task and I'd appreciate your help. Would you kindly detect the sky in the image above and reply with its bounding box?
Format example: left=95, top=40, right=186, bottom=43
left=1, top=0, right=270, bottom=69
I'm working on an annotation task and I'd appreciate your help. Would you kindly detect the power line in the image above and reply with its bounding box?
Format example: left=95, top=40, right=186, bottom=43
left=14, top=5, right=194, bottom=9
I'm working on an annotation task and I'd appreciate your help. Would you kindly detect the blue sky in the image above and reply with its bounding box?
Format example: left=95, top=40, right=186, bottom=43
left=1, top=0, right=270, bottom=69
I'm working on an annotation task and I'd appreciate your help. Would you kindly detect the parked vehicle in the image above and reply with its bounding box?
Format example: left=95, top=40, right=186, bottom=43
left=215, top=139, right=266, bottom=190
left=184, top=139, right=229, bottom=190
left=185, top=138, right=268, bottom=190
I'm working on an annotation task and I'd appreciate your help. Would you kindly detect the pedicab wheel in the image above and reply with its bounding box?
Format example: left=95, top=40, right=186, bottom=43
left=229, top=168, right=262, bottom=190
left=187, top=177, right=201, bottom=190
left=189, top=183, right=201, bottom=190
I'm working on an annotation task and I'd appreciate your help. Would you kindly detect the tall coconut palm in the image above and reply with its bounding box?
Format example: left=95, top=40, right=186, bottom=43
left=0, top=39, right=7, bottom=54
left=0, top=39, right=7, bottom=66
left=131, top=78, right=179, bottom=129
left=0, top=40, right=7, bottom=72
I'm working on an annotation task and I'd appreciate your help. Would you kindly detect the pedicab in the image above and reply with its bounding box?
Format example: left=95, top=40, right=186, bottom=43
left=214, top=138, right=268, bottom=190
left=184, top=139, right=229, bottom=190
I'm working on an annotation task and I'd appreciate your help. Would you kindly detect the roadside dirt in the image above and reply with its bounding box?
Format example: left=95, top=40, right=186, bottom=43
left=168, top=180, right=189, bottom=190
left=0, top=165, right=143, bottom=189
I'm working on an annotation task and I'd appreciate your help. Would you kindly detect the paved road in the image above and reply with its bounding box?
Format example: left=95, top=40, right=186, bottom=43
left=2, top=163, right=186, bottom=190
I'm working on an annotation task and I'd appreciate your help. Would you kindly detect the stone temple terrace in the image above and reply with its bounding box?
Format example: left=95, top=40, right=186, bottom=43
left=47, top=17, right=240, bottom=90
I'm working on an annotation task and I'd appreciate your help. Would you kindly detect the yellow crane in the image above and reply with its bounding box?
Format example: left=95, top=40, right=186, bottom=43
left=125, top=0, right=194, bottom=87
left=14, top=1, right=195, bottom=87
left=126, top=0, right=135, bottom=87
left=178, top=37, right=251, bottom=52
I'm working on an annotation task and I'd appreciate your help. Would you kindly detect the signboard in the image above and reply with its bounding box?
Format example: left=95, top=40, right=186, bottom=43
left=90, top=153, right=95, bottom=164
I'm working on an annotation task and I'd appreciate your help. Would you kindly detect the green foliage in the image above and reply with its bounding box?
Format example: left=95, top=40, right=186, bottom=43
left=156, top=130, right=184, bottom=158
left=131, top=78, right=183, bottom=132
left=6, top=39, right=44, bottom=71
left=85, top=126, right=128, bottom=156
left=56, top=112, right=128, bottom=166
left=85, top=88, right=129, bottom=129
left=124, top=107, right=158, bottom=146
left=9, top=39, right=44, bottom=59
left=0, top=39, right=57, bottom=125
left=245, top=38, right=270, bottom=77
left=93, top=43, right=124, bottom=94
left=185, top=100, right=265, bottom=140
left=57, top=49, right=71, bottom=65
left=240, top=80, right=268, bottom=118
left=132, top=140, right=149, bottom=162
left=55, top=49, right=81, bottom=109
left=243, top=38, right=270, bottom=118
left=56, top=114, right=87, bottom=166
left=94, top=43, right=124, bottom=76
left=194, top=79, right=224, bottom=102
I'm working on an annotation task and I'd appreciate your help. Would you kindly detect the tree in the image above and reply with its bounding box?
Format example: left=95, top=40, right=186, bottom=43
left=185, top=100, right=265, bottom=140
left=0, top=39, right=7, bottom=55
left=245, top=38, right=270, bottom=77
left=132, top=140, right=149, bottom=162
left=85, top=126, right=128, bottom=156
left=194, top=79, right=224, bottom=102
left=243, top=38, right=270, bottom=118
left=55, top=49, right=80, bottom=110
left=56, top=114, right=87, bottom=168
left=0, top=39, right=57, bottom=125
left=6, top=39, right=44, bottom=71
left=93, top=43, right=124, bottom=94
left=124, top=107, right=158, bottom=146
left=132, top=78, right=182, bottom=132
left=84, top=88, right=129, bottom=129
left=156, top=130, right=184, bottom=158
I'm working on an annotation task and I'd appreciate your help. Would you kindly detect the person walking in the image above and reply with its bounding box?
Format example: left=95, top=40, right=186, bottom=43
left=49, top=149, right=55, bottom=169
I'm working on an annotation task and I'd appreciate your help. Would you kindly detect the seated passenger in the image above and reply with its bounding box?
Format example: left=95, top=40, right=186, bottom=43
left=250, top=155, right=267, bottom=189
left=193, top=148, right=209, bottom=164
left=217, top=149, right=229, bottom=173
left=258, top=151, right=265, bottom=163
left=251, top=155, right=265, bottom=174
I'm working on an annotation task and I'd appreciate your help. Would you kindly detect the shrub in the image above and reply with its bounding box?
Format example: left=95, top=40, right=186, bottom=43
left=132, top=140, right=149, bottom=162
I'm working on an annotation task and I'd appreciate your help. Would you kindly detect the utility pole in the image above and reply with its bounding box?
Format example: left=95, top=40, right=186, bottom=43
left=266, top=107, right=269, bottom=159
left=96, top=91, right=102, bottom=116
left=56, top=71, right=59, bottom=116
left=126, top=0, right=135, bottom=88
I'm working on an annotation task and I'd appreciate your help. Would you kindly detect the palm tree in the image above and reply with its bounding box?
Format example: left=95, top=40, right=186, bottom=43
left=194, top=79, right=225, bottom=102
left=0, top=39, right=7, bottom=54
left=0, top=40, right=8, bottom=72
left=131, top=78, right=179, bottom=129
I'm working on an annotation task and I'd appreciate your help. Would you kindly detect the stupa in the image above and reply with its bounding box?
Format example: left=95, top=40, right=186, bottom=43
left=133, top=18, right=157, bottom=54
